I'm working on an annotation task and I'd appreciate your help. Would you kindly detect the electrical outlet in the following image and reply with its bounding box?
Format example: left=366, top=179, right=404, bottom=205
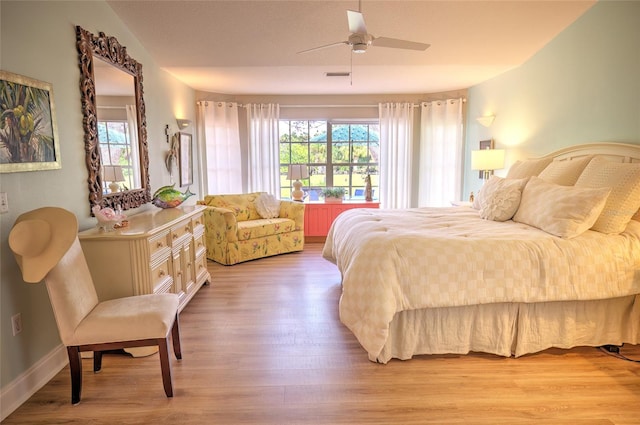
left=12, top=313, right=22, bottom=336
left=0, top=192, right=8, bottom=214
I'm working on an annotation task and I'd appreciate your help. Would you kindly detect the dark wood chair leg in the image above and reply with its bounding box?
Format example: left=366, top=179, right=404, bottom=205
left=67, top=346, right=82, bottom=405
left=158, top=337, right=174, bottom=397
left=171, top=314, right=182, bottom=360
left=93, top=351, right=103, bottom=372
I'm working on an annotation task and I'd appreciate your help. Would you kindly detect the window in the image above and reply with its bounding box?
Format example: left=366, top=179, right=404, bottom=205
left=279, top=120, right=379, bottom=201
left=98, top=120, right=135, bottom=192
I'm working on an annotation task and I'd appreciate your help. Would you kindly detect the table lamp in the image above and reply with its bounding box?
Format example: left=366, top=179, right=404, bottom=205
left=103, top=165, right=125, bottom=193
left=471, top=149, right=505, bottom=182
left=287, top=164, right=309, bottom=202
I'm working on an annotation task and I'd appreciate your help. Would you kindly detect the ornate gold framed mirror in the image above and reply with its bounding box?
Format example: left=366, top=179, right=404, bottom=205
left=76, top=26, right=151, bottom=213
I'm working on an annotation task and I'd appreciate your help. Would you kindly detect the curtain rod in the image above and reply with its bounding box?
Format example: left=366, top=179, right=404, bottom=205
left=274, top=99, right=466, bottom=108
left=279, top=104, right=381, bottom=108
left=197, top=99, right=466, bottom=108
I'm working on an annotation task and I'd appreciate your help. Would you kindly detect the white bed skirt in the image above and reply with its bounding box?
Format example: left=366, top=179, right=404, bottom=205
left=376, top=295, right=640, bottom=363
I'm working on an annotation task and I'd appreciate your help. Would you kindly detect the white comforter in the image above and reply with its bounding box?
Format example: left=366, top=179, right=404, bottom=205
left=322, top=206, right=640, bottom=359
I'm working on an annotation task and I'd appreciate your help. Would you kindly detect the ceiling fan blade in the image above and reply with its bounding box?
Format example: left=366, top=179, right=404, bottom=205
left=347, top=10, right=367, bottom=34
left=297, top=41, right=349, bottom=54
left=372, top=37, right=430, bottom=51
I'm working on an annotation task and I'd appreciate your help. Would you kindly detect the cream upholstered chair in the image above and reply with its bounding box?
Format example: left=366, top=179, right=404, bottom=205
left=8, top=207, right=182, bottom=405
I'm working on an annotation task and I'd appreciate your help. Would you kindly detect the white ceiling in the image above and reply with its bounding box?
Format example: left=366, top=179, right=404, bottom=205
left=107, top=0, right=595, bottom=96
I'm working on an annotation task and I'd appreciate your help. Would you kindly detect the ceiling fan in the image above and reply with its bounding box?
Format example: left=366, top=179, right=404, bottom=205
left=298, top=5, right=430, bottom=55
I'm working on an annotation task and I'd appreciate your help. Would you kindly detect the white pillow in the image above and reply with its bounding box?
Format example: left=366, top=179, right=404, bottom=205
left=574, top=157, right=640, bottom=234
left=254, top=193, right=280, bottom=219
left=477, top=176, right=528, bottom=221
left=513, top=177, right=611, bottom=239
left=506, top=157, right=553, bottom=179
left=537, top=156, right=593, bottom=186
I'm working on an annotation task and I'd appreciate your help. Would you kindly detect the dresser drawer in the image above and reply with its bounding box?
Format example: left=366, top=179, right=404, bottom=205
left=194, top=253, right=208, bottom=281
left=151, top=257, right=172, bottom=293
left=148, top=231, right=170, bottom=261
left=191, top=213, right=204, bottom=230
left=171, top=221, right=192, bottom=243
left=193, top=233, right=206, bottom=256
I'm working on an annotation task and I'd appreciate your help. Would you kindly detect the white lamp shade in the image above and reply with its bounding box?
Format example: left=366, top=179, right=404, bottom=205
left=471, top=149, right=505, bottom=171
left=103, top=165, right=125, bottom=182
left=287, top=164, right=309, bottom=180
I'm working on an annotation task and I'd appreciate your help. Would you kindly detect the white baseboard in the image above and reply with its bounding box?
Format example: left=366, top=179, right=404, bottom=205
left=0, top=344, right=67, bottom=422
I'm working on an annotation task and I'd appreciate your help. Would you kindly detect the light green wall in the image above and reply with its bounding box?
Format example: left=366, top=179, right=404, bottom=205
left=0, top=0, right=198, bottom=388
left=464, top=0, right=640, bottom=197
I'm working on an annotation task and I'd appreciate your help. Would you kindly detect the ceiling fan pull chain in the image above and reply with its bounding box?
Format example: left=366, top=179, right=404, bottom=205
left=350, top=51, right=353, bottom=86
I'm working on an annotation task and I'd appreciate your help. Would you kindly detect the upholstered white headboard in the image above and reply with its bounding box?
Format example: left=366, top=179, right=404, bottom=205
left=542, top=142, right=640, bottom=163
left=536, top=142, right=640, bottom=222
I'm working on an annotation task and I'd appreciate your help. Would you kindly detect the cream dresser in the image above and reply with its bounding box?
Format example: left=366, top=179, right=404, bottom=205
left=78, top=205, right=211, bottom=313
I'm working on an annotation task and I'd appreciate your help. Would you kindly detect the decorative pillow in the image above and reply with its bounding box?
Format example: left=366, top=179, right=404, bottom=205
left=505, top=157, right=553, bottom=179
left=513, top=177, right=611, bottom=239
left=537, top=155, right=593, bottom=186
left=574, top=157, right=640, bottom=234
left=477, top=176, right=528, bottom=221
left=254, top=193, right=281, bottom=219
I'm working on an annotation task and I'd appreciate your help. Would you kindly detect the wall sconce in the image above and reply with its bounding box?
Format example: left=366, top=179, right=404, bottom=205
left=476, top=115, right=496, bottom=127
left=176, top=119, right=191, bottom=130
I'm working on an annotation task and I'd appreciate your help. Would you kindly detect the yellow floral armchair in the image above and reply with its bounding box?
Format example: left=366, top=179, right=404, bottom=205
left=197, top=192, right=305, bottom=265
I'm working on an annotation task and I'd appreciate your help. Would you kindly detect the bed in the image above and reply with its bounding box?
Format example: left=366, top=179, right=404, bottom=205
left=322, top=142, right=640, bottom=363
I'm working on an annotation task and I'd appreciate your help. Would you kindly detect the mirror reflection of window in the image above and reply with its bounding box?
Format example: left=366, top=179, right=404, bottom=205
left=97, top=118, right=134, bottom=193
left=94, top=57, right=141, bottom=191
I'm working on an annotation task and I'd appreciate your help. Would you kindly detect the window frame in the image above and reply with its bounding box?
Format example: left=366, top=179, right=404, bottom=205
left=97, top=119, right=135, bottom=193
left=279, top=119, right=379, bottom=201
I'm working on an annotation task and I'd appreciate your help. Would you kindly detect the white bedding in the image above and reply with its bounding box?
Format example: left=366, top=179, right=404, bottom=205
left=322, top=206, right=640, bottom=360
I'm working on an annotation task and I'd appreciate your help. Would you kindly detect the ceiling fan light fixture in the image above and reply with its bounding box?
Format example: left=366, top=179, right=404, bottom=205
left=353, top=44, right=368, bottom=53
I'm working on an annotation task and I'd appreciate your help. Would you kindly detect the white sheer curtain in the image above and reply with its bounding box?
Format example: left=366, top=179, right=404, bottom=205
left=246, top=103, right=280, bottom=194
left=378, top=102, right=414, bottom=209
left=197, top=101, right=242, bottom=194
left=125, top=104, right=140, bottom=188
left=418, top=99, right=464, bottom=207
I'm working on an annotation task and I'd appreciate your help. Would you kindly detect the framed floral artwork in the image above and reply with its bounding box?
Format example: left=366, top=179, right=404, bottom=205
left=0, top=70, right=61, bottom=172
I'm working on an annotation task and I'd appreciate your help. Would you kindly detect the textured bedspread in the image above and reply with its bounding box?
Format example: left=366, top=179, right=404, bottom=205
left=322, top=206, right=640, bottom=359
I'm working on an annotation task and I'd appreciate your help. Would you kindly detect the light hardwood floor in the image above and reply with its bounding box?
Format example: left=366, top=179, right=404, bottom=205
left=4, top=243, right=639, bottom=424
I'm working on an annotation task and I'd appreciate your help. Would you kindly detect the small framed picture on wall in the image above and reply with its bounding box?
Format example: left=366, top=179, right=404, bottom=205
left=179, top=132, right=193, bottom=186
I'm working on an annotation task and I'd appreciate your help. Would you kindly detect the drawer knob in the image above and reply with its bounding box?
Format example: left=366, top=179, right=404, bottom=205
left=157, top=241, right=163, bottom=248
left=159, top=270, right=166, bottom=277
